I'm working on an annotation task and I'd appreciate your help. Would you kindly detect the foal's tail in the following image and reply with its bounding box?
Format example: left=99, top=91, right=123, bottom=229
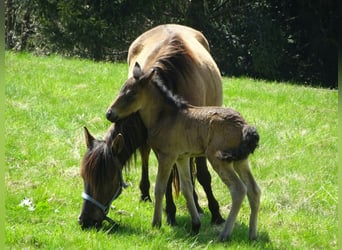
left=241, top=125, right=259, bottom=155
left=216, top=125, right=260, bottom=161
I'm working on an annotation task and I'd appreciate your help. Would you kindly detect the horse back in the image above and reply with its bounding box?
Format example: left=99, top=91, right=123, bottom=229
left=127, top=24, right=222, bottom=107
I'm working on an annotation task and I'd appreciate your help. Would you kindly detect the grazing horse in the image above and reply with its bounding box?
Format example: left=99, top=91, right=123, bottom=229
left=79, top=24, right=224, bottom=228
left=106, top=62, right=261, bottom=241
left=79, top=114, right=144, bottom=229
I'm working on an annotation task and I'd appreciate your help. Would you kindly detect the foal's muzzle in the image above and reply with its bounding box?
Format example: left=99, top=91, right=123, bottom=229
left=106, top=109, right=118, bottom=122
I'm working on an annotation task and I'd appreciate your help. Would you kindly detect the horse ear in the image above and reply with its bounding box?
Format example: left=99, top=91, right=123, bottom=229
left=133, top=62, right=142, bottom=79
left=112, top=133, right=124, bottom=154
left=84, top=126, right=95, bottom=149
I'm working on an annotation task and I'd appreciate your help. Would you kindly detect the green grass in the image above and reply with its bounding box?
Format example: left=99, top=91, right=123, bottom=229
left=5, top=52, right=337, bottom=249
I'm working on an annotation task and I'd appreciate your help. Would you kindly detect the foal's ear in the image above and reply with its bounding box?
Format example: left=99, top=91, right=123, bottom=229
left=140, top=67, right=155, bottom=84
left=112, top=133, right=125, bottom=154
left=84, top=126, right=95, bottom=149
left=133, top=62, right=142, bottom=79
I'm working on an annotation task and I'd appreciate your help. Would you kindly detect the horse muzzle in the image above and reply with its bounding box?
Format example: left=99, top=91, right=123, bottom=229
left=106, top=109, right=119, bottom=122
left=78, top=212, right=104, bottom=229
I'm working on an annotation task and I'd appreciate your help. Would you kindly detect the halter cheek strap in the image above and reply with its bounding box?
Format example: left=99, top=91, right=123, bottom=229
left=81, top=170, right=128, bottom=216
left=82, top=184, right=123, bottom=215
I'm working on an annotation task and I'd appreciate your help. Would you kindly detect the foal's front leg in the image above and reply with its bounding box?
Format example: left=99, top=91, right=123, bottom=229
left=152, top=155, right=175, bottom=228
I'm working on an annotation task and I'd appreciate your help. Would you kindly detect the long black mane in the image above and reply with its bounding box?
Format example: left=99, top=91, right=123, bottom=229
left=105, top=112, right=147, bottom=167
left=153, top=34, right=195, bottom=95
left=81, top=136, right=116, bottom=193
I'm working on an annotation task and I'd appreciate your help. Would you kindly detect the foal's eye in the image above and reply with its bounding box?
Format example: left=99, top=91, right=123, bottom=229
left=125, top=89, right=134, bottom=96
left=124, top=89, right=136, bottom=100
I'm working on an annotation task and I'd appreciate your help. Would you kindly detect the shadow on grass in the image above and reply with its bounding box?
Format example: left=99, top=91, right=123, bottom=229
left=101, top=211, right=274, bottom=249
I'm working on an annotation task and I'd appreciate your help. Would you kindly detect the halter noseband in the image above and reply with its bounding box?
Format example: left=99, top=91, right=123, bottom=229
left=81, top=169, right=128, bottom=218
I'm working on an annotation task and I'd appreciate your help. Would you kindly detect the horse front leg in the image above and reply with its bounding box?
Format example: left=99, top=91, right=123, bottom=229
left=152, top=155, right=175, bottom=228
left=139, top=143, right=151, bottom=202
left=177, top=157, right=201, bottom=234
left=195, top=156, right=224, bottom=224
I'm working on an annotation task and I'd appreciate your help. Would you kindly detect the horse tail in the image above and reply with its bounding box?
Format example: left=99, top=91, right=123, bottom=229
left=216, top=125, right=259, bottom=161
left=172, top=166, right=180, bottom=198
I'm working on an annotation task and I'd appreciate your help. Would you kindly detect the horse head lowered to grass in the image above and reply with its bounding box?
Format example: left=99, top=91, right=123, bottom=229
left=78, top=24, right=225, bottom=229
left=106, top=62, right=261, bottom=241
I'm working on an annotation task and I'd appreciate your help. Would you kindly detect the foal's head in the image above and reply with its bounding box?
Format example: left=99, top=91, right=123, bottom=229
left=78, top=127, right=125, bottom=229
left=106, top=62, right=155, bottom=122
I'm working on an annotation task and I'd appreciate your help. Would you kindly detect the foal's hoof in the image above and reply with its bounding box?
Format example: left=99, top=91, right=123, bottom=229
left=218, top=233, right=230, bottom=242
left=191, top=222, right=201, bottom=235
left=249, top=231, right=258, bottom=241
left=152, top=220, right=162, bottom=228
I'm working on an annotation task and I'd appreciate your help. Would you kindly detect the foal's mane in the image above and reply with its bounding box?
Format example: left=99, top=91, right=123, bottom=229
left=152, top=76, right=189, bottom=110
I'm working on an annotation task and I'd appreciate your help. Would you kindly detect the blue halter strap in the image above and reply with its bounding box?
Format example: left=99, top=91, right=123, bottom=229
left=81, top=169, right=128, bottom=216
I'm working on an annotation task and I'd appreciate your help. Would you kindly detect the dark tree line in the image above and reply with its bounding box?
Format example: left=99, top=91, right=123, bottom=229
left=5, top=0, right=339, bottom=87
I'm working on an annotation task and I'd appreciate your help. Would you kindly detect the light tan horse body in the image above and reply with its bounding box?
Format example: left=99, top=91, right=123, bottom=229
left=106, top=63, right=261, bottom=241
left=127, top=24, right=222, bottom=106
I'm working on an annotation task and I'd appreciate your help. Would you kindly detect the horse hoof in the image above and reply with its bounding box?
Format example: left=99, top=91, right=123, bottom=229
left=211, top=215, right=225, bottom=225
left=166, top=216, right=177, bottom=226
left=140, top=195, right=152, bottom=202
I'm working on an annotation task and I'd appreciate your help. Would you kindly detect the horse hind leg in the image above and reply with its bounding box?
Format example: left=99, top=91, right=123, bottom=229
left=139, top=144, right=152, bottom=202
left=190, top=158, right=203, bottom=214
left=208, top=155, right=247, bottom=242
left=233, top=159, right=261, bottom=240
left=176, top=158, right=201, bottom=234
left=195, top=156, right=224, bottom=224
left=165, top=166, right=177, bottom=226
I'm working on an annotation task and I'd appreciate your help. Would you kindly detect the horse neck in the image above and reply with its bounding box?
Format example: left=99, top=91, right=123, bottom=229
left=108, top=114, right=147, bottom=166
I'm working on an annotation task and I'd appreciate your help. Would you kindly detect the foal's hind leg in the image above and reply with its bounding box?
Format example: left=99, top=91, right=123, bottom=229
left=139, top=143, right=152, bottom=202
left=233, top=160, right=261, bottom=240
left=195, top=157, right=224, bottom=224
left=208, top=156, right=246, bottom=242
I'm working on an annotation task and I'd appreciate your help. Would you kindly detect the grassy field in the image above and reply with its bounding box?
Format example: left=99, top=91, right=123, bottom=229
left=5, top=52, right=337, bottom=249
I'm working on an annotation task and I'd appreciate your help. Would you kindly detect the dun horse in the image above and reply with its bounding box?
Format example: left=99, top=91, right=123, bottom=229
left=79, top=24, right=224, bottom=229
left=106, top=62, right=261, bottom=241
